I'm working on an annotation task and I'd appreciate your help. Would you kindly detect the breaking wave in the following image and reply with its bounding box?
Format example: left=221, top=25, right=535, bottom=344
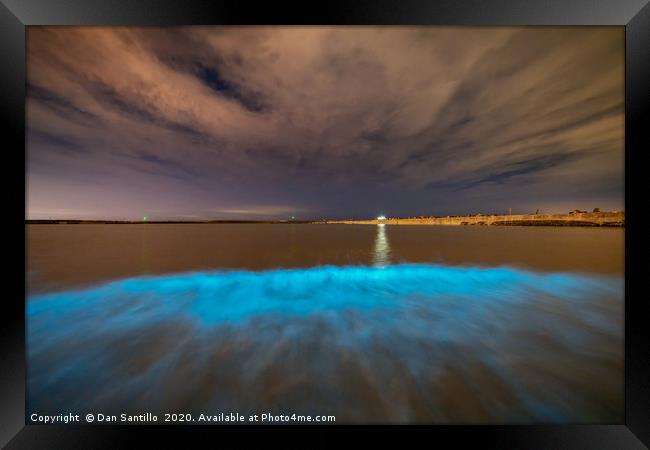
left=27, top=264, right=623, bottom=423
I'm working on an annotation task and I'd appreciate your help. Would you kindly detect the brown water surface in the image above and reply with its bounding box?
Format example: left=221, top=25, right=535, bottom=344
left=27, top=224, right=623, bottom=293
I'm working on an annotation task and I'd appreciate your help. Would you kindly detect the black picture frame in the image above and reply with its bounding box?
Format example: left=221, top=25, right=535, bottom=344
left=2, top=0, right=649, bottom=447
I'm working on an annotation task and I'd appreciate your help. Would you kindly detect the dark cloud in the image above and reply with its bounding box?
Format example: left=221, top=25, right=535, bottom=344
left=26, top=27, right=623, bottom=220
left=28, top=83, right=99, bottom=124
left=29, top=129, right=84, bottom=154
left=194, top=63, right=269, bottom=113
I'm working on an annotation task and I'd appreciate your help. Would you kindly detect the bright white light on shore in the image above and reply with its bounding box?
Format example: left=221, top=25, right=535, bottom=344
left=376, top=215, right=387, bottom=221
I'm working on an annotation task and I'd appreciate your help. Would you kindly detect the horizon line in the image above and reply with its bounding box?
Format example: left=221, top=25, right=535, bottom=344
left=25, top=209, right=625, bottom=224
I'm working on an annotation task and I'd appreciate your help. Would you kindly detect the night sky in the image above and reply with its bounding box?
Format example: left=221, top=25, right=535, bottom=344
left=26, top=27, right=624, bottom=221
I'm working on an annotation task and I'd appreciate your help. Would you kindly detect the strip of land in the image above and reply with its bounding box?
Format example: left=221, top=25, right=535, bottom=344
left=25, top=211, right=624, bottom=227
left=324, top=211, right=624, bottom=227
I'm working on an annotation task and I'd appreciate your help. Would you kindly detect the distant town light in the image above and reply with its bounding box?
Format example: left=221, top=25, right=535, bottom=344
left=376, top=215, right=387, bottom=221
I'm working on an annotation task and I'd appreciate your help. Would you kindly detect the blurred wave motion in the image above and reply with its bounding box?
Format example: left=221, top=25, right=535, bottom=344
left=27, top=263, right=623, bottom=423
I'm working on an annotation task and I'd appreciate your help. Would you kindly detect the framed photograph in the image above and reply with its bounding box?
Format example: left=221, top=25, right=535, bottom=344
left=2, top=0, right=649, bottom=447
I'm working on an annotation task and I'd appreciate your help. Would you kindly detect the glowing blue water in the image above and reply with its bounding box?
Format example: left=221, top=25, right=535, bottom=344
left=27, top=264, right=623, bottom=422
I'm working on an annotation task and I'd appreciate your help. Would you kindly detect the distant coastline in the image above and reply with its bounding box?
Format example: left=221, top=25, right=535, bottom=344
left=25, top=210, right=624, bottom=227
left=324, top=210, right=624, bottom=227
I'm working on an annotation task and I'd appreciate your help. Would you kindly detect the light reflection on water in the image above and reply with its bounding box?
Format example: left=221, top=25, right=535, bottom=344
left=27, top=263, right=623, bottom=423
left=373, top=224, right=391, bottom=267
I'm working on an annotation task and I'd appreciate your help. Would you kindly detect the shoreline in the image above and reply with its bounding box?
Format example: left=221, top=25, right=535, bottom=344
left=324, top=211, right=624, bottom=227
left=25, top=211, right=624, bottom=227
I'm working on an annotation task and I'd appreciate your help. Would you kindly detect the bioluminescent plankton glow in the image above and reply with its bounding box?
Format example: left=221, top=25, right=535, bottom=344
left=27, top=263, right=623, bottom=423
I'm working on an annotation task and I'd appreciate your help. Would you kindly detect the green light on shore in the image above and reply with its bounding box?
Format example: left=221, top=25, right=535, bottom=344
left=143, top=216, right=148, bottom=222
